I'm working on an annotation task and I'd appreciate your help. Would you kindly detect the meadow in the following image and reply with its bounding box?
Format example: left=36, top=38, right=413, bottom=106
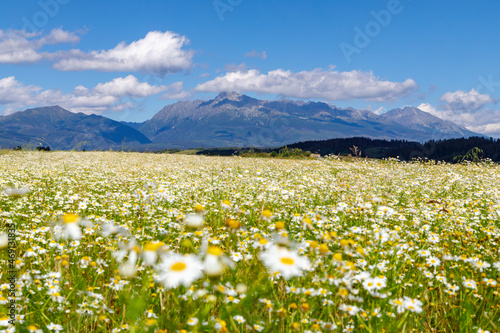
left=0, top=151, right=499, bottom=333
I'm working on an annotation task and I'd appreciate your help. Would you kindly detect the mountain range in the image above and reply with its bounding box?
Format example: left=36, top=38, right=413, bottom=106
left=0, top=92, right=483, bottom=150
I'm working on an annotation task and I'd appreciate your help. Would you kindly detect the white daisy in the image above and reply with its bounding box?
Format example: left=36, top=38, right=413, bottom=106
left=259, top=245, right=311, bottom=280
left=156, top=253, right=203, bottom=288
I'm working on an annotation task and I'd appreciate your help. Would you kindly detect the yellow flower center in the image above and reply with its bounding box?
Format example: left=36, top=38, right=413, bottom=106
left=280, top=257, right=294, bottom=265
left=208, top=246, right=223, bottom=256
left=259, top=238, right=268, bottom=245
left=143, top=242, right=164, bottom=252
left=62, top=213, right=78, bottom=224
left=171, top=262, right=187, bottom=271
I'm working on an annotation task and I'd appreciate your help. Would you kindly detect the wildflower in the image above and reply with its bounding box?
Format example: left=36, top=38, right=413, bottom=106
left=253, top=324, right=264, bottom=332
left=472, top=260, right=491, bottom=272
left=156, top=253, right=203, bottom=288
left=389, top=298, right=406, bottom=314
left=403, top=297, right=423, bottom=313
left=101, top=222, right=130, bottom=237
left=230, top=252, right=243, bottom=262
left=0, top=316, right=11, bottom=326
left=4, top=186, right=30, bottom=197
left=184, top=213, right=204, bottom=229
left=417, top=250, right=431, bottom=257
left=187, top=318, right=199, bottom=326
left=426, top=256, right=441, bottom=267
left=463, top=278, right=477, bottom=289
left=203, top=246, right=227, bottom=277
left=118, top=262, right=137, bottom=278
left=215, top=319, right=228, bottom=333
left=362, top=278, right=377, bottom=292
left=373, top=276, right=387, bottom=290
left=57, top=213, right=82, bottom=240
left=27, top=325, right=43, bottom=333
left=0, top=233, right=7, bottom=249
left=233, top=315, right=246, bottom=324
left=339, top=304, right=360, bottom=316
left=259, top=245, right=311, bottom=280
left=46, top=323, right=63, bottom=331
left=141, top=241, right=164, bottom=266
left=262, top=209, right=273, bottom=221
left=221, top=200, right=232, bottom=210
left=483, top=278, right=497, bottom=287
left=236, top=283, right=247, bottom=294
left=194, top=204, right=205, bottom=214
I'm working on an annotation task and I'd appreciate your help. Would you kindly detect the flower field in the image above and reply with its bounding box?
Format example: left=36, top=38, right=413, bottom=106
left=1, top=151, right=499, bottom=333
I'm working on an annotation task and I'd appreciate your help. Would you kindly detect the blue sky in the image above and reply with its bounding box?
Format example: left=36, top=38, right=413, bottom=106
left=1, top=0, right=500, bottom=136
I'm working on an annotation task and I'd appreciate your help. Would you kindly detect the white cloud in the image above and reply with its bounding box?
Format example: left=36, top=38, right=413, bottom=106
left=244, top=50, right=267, bottom=59
left=417, top=102, right=500, bottom=138
left=440, top=88, right=496, bottom=112
left=417, top=102, right=438, bottom=115
left=0, top=28, right=80, bottom=64
left=52, top=31, right=194, bottom=76
left=195, top=68, right=418, bottom=102
left=417, top=89, right=500, bottom=137
left=94, top=75, right=167, bottom=97
left=0, top=75, right=169, bottom=115
left=222, top=62, right=249, bottom=73
left=160, top=82, right=190, bottom=100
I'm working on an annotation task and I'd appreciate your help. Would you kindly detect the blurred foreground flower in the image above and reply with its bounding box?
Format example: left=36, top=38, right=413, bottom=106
left=0, top=233, right=7, bottom=249
left=183, top=213, right=204, bottom=229
left=141, top=241, right=165, bottom=266
left=55, top=213, right=83, bottom=240
left=156, top=253, right=203, bottom=288
left=4, top=186, right=29, bottom=198
left=259, top=245, right=311, bottom=279
left=203, top=246, right=234, bottom=277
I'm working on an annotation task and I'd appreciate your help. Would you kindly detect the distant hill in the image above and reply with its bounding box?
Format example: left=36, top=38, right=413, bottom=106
left=0, top=106, right=151, bottom=150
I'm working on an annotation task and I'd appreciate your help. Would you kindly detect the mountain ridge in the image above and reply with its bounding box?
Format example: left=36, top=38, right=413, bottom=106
left=0, top=93, right=485, bottom=150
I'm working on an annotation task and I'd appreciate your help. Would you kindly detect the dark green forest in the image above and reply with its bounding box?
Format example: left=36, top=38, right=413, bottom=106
left=196, top=136, right=500, bottom=162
